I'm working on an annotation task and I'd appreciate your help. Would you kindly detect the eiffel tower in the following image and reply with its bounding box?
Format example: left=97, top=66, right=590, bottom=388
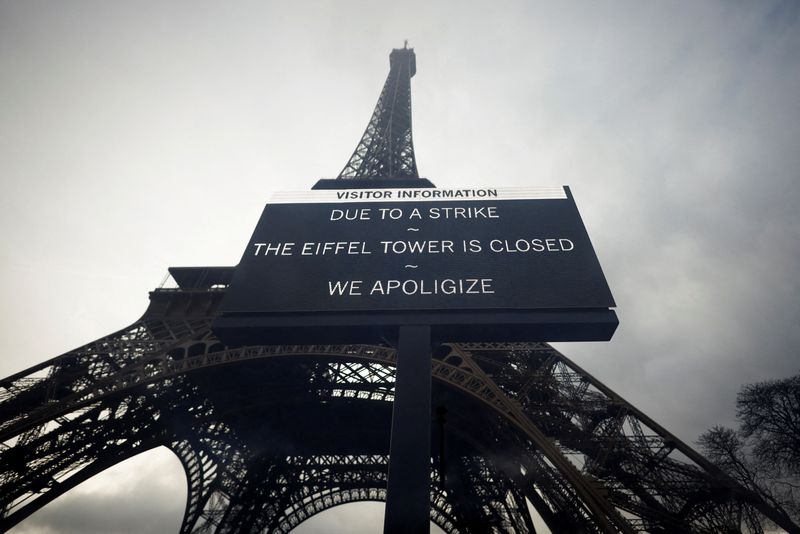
left=1, top=46, right=797, bottom=534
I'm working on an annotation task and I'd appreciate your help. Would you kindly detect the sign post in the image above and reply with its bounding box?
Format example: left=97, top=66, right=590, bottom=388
left=383, top=325, right=432, bottom=534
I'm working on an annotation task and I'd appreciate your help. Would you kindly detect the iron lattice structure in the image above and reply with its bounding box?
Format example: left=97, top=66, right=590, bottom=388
left=1, top=47, right=798, bottom=534
left=338, top=45, right=418, bottom=179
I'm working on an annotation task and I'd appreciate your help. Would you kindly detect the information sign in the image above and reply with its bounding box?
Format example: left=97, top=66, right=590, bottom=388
left=214, top=186, right=617, bottom=343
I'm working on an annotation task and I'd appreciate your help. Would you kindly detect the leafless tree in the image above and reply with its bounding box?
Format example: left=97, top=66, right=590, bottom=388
left=699, top=373, right=800, bottom=528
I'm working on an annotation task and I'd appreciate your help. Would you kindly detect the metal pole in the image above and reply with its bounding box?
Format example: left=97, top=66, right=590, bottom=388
left=383, top=325, right=432, bottom=534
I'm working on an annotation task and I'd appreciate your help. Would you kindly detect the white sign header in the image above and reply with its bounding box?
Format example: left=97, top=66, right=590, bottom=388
left=269, top=186, right=567, bottom=204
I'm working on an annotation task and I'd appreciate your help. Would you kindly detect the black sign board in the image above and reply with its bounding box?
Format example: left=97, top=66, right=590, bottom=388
left=213, top=186, right=617, bottom=344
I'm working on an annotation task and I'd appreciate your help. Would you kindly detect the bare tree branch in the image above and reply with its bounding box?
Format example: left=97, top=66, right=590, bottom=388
left=699, top=372, right=800, bottom=530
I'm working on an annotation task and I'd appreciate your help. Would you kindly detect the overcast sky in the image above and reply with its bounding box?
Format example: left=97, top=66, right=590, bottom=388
left=2, top=1, right=799, bottom=532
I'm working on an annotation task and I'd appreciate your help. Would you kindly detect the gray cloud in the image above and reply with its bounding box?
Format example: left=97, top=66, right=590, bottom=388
left=13, top=448, right=185, bottom=534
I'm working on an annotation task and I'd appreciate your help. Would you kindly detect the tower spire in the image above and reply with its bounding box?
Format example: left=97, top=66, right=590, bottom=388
left=337, top=46, right=419, bottom=179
